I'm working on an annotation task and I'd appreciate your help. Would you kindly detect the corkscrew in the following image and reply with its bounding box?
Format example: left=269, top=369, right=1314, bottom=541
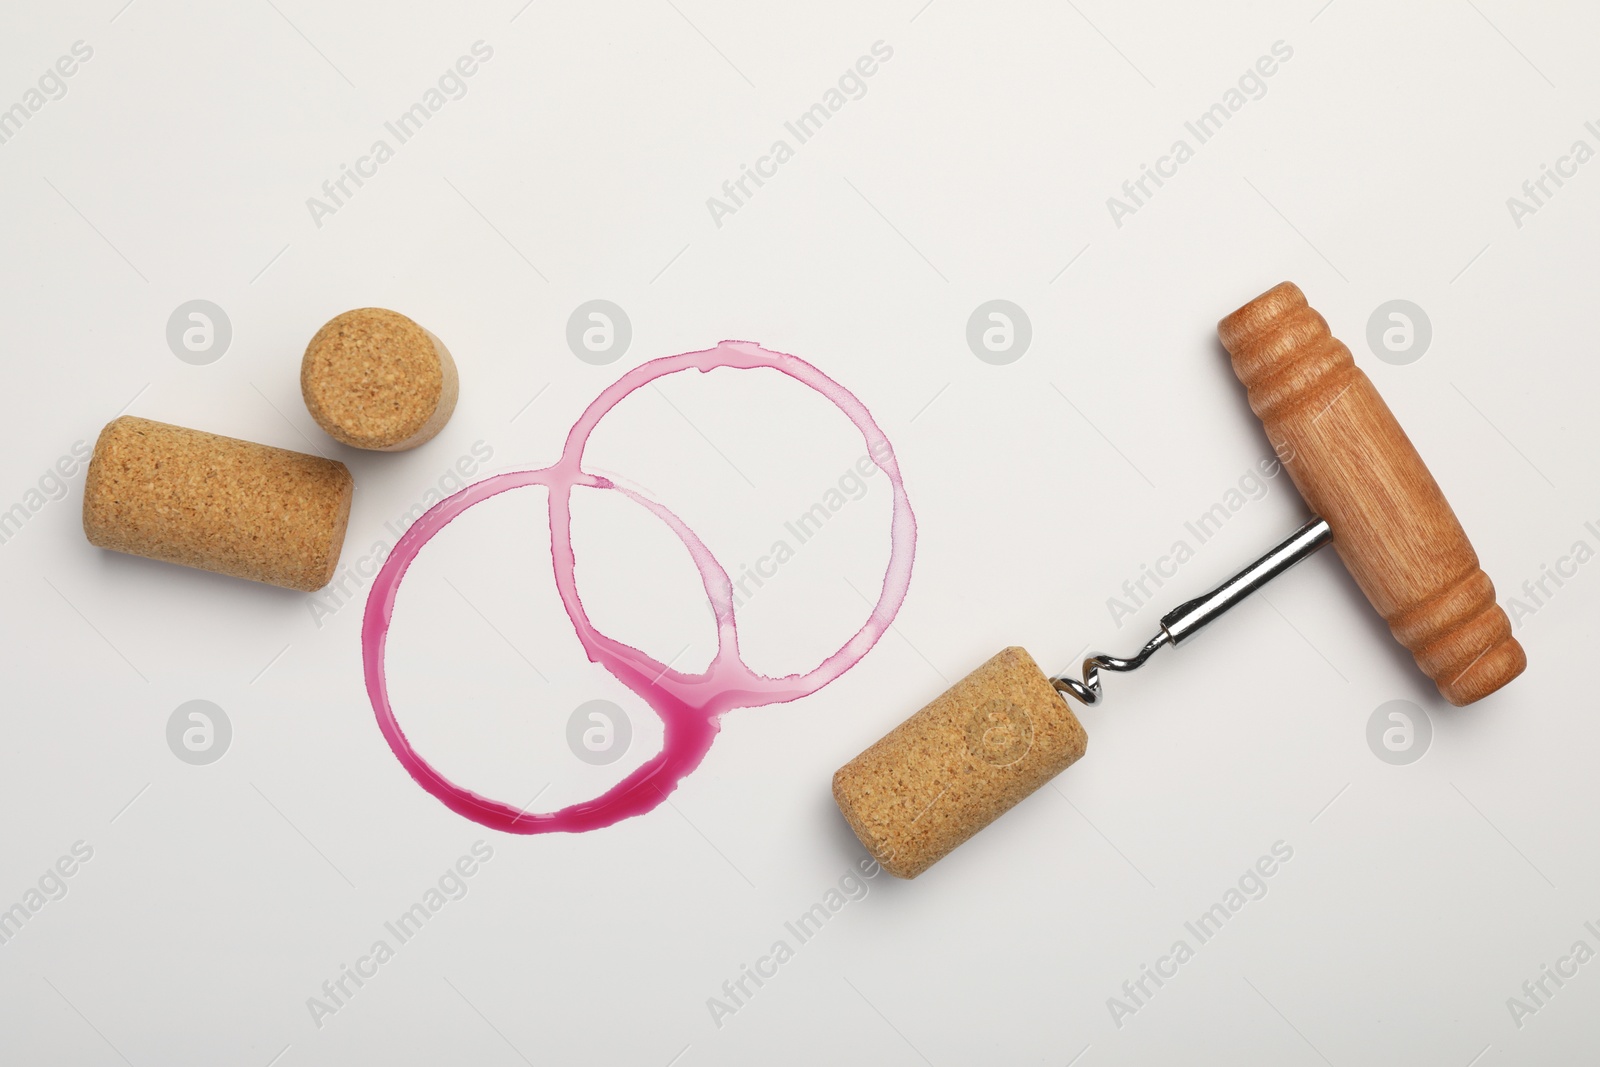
left=1052, top=515, right=1331, bottom=706
left=833, top=282, right=1527, bottom=879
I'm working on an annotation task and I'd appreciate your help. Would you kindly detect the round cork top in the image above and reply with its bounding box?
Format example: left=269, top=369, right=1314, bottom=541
left=301, top=308, right=458, bottom=451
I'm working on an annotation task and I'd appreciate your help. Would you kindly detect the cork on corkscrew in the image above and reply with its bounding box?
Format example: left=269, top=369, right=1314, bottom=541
left=833, top=281, right=1525, bottom=879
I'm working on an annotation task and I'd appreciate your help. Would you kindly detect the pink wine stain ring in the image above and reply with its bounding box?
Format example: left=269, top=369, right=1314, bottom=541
left=363, top=341, right=917, bottom=834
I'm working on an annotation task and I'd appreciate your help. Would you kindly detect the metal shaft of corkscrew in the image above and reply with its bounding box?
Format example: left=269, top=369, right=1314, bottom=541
left=1052, top=516, right=1334, bottom=706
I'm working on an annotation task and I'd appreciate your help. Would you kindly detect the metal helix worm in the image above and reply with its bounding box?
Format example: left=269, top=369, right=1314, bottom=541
left=1050, top=630, right=1171, bottom=707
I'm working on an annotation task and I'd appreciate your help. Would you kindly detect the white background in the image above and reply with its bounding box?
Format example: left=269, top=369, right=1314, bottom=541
left=1, top=1, right=1596, bottom=1064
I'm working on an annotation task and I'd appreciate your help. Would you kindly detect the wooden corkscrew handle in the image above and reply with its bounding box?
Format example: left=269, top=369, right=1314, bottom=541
left=1218, top=282, right=1525, bottom=705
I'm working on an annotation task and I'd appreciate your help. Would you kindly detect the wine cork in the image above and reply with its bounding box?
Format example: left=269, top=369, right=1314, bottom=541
left=83, top=416, right=353, bottom=592
left=832, top=646, right=1088, bottom=879
left=301, top=308, right=458, bottom=451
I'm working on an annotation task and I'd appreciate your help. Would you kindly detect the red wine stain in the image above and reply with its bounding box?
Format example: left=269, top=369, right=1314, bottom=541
left=362, top=341, right=916, bottom=833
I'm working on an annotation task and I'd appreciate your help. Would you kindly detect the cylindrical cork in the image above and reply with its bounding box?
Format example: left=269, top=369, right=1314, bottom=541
left=83, top=416, right=353, bottom=592
left=832, top=647, right=1087, bottom=879
left=301, top=308, right=458, bottom=451
left=1218, top=282, right=1525, bottom=705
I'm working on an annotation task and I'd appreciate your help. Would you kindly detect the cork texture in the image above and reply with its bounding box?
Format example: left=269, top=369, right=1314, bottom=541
left=832, top=646, right=1088, bottom=879
left=82, top=417, right=353, bottom=592
left=300, top=307, right=458, bottom=451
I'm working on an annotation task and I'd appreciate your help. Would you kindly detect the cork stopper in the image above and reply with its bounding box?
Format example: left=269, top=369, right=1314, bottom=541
left=83, top=416, right=353, bottom=591
left=832, top=647, right=1088, bottom=879
left=300, top=308, right=458, bottom=451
